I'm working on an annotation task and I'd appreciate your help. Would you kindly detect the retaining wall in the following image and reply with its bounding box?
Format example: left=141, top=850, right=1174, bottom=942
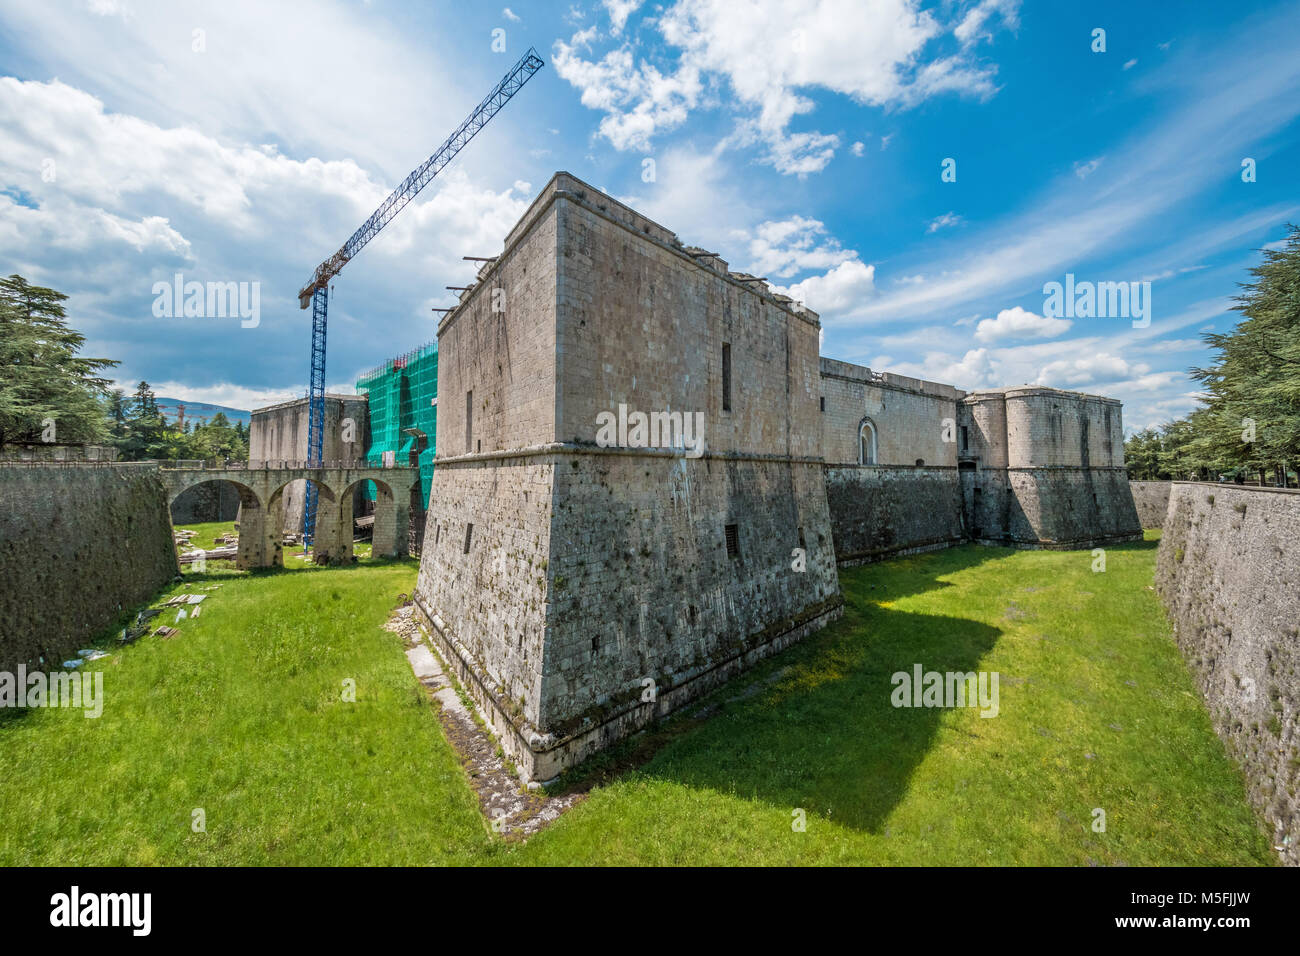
left=0, top=462, right=178, bottom=670
left=1156, top=482, right=1300, bottom=864
left=825, top=465, right=964, bottom=564
left=1129, top=480, right=1172, bottom=529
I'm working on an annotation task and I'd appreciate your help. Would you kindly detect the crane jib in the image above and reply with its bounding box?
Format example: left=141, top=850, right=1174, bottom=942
left=297, top=47, right=544, bottom=308
left=297, top=46, right=544, bottom=547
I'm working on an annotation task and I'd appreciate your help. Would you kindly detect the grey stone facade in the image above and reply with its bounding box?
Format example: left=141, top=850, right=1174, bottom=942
left=1130, top=480, right=1172, bottom=528
left=247, top=394, right=369, bottom=534
left=400, top=172, right=1143, bottom=778
left=956, top=386, right=1142, bottom=549
left=414, top=173, right=842, bottom=780
left=1156, top=483, right=1300, bottom=864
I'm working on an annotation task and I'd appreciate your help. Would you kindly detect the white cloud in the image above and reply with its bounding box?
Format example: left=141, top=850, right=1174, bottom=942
left=954, top=0, right=1020, bottom=47
left=1140, top=264, right=1207, bottom=282
left=149, top=380, right=298, bottom=410
left=1123, top=58, right=1138, bottom=71
left=551, top=40, right=702, bottom=152
left=502, top=7, right=520, bottom=22
left=974, top=306, right=1072, bottom=343
left=927, top=211, right=963, bottom=233
left=740, top=216, right=857, bottom=278
left=851, top=141, right=865, bottom=156
left=1073, top=157, right=1102, bottom=179
left=0, top=76, right=531, bottom=394
left=602, top=0, right=642, bottom=34
left=555, top=0, right=1014, bottom=174
left=1036, top=353, right=1148, bottom=387
left=85, top=0, right=130, bottom=17
left=934, top=347, right=996, bottom=387
left=620, top=145, right=756, bottom=247
left=776, top=259, right=876, bottom=315
left=0, top=0, right=482, bottom=184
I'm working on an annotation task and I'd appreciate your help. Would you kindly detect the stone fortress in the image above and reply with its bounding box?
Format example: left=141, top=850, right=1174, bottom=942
left=367, top=172, right=1141, bottom=780
left=243, top=172, right=1141, bottom=778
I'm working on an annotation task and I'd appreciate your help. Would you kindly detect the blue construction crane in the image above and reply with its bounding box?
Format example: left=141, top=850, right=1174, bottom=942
left=297, top=47, right=544, bottom=548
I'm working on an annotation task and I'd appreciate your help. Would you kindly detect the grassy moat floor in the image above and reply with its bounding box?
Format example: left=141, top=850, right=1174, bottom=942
left=0, top=530, right=1275, bottom=865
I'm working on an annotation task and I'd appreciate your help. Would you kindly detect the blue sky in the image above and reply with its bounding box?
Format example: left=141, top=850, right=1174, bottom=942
left=1, top=0, right=1298, bottom=430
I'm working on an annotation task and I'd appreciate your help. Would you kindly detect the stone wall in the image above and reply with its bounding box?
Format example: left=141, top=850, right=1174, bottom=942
left=0, top=443, right=118, bottom=462
left=416, top=173, right=841, bottom=780
left=825, top=465, right=964, bottom=564
left=170, top=478, right=240, bottom=524
left=0, top=462, right=178, bottom=671
left=1156, top=483, right=1300, bottom=864
left=1130, top=480, right=1172, bottom=528
left=819, top=359, right=962, bottom=467
left=957, top=387, right=1141, bottom=549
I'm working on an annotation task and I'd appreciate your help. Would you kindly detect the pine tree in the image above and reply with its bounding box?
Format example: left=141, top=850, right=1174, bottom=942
left=0, top=274, right=118, bottom=445
left=119, top=380, right=172, bottom=460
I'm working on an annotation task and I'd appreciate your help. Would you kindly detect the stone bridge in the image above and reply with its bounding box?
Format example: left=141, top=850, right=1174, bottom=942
left=158, top=462, right=419, bottom=569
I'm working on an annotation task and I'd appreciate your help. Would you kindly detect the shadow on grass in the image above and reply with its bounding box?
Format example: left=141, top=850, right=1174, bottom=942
left=558, top=545, right=1007, bottom=834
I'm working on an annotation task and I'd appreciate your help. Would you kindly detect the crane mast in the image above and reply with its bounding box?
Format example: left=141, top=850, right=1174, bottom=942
left=297, top=47, right=544, bottom=548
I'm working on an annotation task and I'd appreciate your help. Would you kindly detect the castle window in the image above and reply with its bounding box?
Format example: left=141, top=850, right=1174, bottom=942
left=858, top=419, right=877, bottom=465
left=960, top=425, right=969, bottom=452
left=465, top=389, right=473, bottom=454
left=463, top=523, right=473, bottom=555
left=725, top=523, right=739, bottom=557
left=722, top=342, right=732, bottom=412
left=819, top=396, right=825, bottom=412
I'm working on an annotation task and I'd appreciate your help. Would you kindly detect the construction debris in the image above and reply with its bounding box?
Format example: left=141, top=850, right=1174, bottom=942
left=178, top=546, right=237, bottom=564
left=119, top=625, right=148, bottom=645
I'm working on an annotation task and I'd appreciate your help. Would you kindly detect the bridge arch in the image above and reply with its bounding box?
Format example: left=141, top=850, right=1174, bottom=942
left=340, top=475, right=411, bottom=558
left=268, top=478, right=345, bottom=565
left=165, top=476, right=261, bottom=512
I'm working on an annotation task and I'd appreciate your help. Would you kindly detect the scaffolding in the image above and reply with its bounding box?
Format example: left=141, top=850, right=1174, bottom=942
left=355, top=340, right=438, bottom=507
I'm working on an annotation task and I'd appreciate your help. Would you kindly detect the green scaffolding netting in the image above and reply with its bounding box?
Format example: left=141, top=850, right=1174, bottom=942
left=355, top=341, right=438, bottom=508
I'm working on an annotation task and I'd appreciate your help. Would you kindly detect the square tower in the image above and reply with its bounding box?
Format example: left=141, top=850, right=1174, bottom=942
left=414, top=173, right=842, bottom=780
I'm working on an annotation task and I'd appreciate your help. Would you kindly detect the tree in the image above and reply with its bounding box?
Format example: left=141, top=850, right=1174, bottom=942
left=117, top=380, right=175, bottom=460
left=0, top=274, right=117, bottom=445
left=1189, top=226, right=1300, bottom=483
left=1134, top=229, right=1300, bottom=486
left=105, top=388, right=129, bottom=443
left=1123, top=427, right=1164, bottom=480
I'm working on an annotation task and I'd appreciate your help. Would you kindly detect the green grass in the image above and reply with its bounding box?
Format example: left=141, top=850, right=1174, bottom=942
left=0, top=558, right=492, bottom=865
left=175, top=520, right=236, bottom=552
left=0, top=532, right=1275, bottom=866
left=173, top=521, right=371, bottom=570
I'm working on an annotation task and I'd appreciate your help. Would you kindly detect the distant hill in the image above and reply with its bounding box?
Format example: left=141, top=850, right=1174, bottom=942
left=156, top=397, right=251, bottom=427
